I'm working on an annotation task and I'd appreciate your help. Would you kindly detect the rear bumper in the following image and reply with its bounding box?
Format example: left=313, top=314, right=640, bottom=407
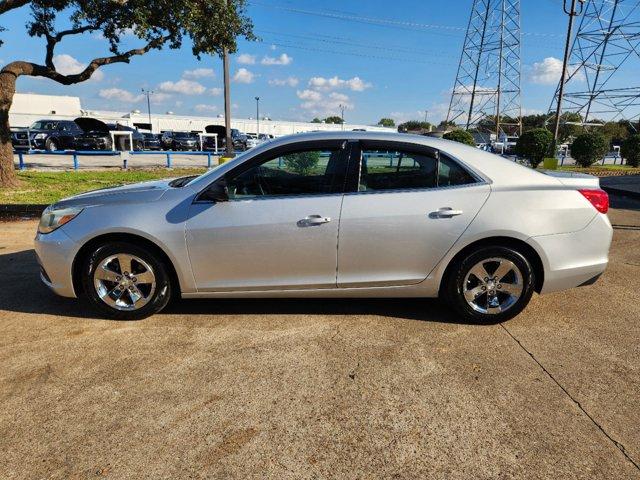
left=530, top=213, right=613, bottom=294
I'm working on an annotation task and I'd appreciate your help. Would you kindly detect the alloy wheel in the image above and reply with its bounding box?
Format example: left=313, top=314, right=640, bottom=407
left=463, top=257, right=524, bottom=315
left=93, top=253, right=156, bottom=311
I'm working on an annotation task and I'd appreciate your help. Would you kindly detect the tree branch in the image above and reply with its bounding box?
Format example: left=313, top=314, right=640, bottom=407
left=2, top=36, right=169, bottom=85
left=45, top=25, right=98, bottom=69
left=0, top=0, right=30, bottom=15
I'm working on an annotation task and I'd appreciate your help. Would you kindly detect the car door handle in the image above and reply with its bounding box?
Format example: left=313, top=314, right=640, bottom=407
left=297, top=215, right=332, bottom=227
left=430, top=207, right=464, bottom=219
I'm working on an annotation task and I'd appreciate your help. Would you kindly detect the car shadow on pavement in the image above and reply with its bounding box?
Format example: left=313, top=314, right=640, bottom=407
left=0, top=249, right=491, bottom=325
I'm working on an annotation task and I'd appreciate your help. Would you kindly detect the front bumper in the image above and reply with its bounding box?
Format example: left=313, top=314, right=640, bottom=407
left=530, top=213, right=613, bottom=294
left=34, top=227, right=79, bottom=298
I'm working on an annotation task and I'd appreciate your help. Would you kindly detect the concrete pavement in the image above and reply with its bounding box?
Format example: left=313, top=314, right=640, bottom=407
left=0, top=204, right=639, bottom=479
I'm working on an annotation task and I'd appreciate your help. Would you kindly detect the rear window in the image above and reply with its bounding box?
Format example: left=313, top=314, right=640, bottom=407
left=438, top=155, right=477, bottom=187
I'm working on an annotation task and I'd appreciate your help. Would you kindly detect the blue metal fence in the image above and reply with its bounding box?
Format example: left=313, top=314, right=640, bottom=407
left=15, top=149, right=222, bottom=170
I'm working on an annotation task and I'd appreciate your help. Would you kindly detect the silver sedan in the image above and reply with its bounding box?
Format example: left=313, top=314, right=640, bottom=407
left=35, top=131, right=613, bottom=321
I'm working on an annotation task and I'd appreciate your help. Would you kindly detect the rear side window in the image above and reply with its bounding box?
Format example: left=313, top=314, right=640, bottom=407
left=438, top=155, right=476, bottom=187
left=360, top=149, right=437, bottom=191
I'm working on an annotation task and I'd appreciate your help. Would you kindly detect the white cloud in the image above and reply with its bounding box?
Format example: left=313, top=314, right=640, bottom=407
left=270, top=44, right=277, bottom=51
left=308, top=75, right=371, bottom=92
left=182, top=68, right=215, bottom=79
left=158, top=79, right=206, bottom=95
left=269, top=76, right=299, bottom=87
left=528, top=57, right=584, bottom=85
left=98, top=88, right=143, bottom=103
left=297, top=89, right=353, bottom=116
left=261, top=53, right=293, bottom=66
left=53, top=54, right=104, bottom=81
left=233, top=68, right=255, bottom=84
left=194, top=104, right=218, bottom=113
left=237, top=54, right=256, bottom=65
left=297, top=89, right=322, bottom=102
left=150, top=92, right=172, bottom=104
left=209, top=87, right=223, bottom=96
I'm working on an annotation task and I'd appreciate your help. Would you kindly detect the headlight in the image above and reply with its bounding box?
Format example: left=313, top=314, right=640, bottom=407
left=38, top=206, right=84, bottom=234
left=34, top=133, right=47, bottom=140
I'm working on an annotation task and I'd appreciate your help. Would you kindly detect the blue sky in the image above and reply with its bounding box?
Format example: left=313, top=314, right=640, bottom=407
left=0, top=0, right=580, bottom=124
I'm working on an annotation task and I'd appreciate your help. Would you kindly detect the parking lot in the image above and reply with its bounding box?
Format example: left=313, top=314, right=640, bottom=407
left=0, top=198, right=639, bottom=479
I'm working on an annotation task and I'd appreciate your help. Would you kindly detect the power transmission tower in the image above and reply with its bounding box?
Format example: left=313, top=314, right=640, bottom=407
left=549, top=0, right=640, bottom=127
left=446, top=0, right=522, bottom=138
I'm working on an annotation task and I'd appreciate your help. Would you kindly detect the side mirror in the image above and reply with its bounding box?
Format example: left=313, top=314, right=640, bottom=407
left=201, top=179, right=229, bottom=203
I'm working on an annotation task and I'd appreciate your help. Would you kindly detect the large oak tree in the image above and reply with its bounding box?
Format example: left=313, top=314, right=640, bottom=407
left=0, top=0, right=254, bottom=187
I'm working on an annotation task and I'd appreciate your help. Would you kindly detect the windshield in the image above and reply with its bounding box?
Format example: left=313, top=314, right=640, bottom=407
left=30, top=121, right=58, bottom=130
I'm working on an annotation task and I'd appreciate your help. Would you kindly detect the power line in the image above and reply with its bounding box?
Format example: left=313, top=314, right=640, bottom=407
left=249, top=1, right=561, bottom=37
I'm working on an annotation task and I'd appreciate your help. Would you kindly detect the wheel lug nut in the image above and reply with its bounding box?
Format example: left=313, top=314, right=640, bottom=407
left=132, top=277, right=137, bottom=282
left=484, top=277, right=489, bottom=282
left=497, top=284, right=502, bottom=289
left=481, top=286, right=486, bottom=291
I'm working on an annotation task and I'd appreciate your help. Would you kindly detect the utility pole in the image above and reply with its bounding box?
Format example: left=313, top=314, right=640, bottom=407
left=255, top=96, right=260, bottom=137
left=339, top=104, right=345, bottom=131
left=141, top=88, right=153, bottom=131
left=553, top=0, right=585, bottom=146
left=222, top=48, right=233, bottom=156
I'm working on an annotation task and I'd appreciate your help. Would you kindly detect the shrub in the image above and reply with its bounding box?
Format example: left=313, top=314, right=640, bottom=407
left=283, top=151, right=320, bottom=175
left=515, top=128, right=553, bottom=168
left=570, top=132, right=609, bottom=167
left=621, top=134, right=640, bottom=167
left=443, top=129, right=476, bottom=146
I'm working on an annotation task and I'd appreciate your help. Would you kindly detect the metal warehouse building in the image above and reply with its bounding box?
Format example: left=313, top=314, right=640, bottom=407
left=9, top=93, right=393, bottom=137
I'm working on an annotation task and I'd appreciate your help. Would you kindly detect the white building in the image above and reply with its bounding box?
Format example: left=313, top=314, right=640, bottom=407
left=9, top=93, right=394, bottom=137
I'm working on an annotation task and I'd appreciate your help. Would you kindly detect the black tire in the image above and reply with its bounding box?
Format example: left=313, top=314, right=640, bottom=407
left=45, top=137, right=58, bottom=151
left=80, top=242, right=172, bottom=320
left=441, top=245, right=535, bottom=323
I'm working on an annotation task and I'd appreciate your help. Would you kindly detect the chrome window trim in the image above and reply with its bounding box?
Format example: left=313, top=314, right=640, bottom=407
left=342, top=181, right=490, bottom=197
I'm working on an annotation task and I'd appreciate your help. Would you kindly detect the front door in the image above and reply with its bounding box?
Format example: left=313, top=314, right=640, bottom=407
left=337, top=141, right=491, bottom=287
left=186, top=140, right=350, bottom=292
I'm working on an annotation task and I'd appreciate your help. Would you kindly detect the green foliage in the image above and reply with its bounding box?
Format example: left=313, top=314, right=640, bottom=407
left=515, top=128, right=553, bottom=168
left=443, top=129, right=476, bottom=146
left=377, top=118, right=395, bottom=128
left=323, top=116, right=344, bottom=124
left=311, top=118, right=322, bottom=123
left=620, top=134, right=640, bottom=167
left=283, top=151, right=321, bottom=175
left=397, top=120, right=432, bottom=133
left=438, top=120, right=457, bottom=130
left=571, top=132, right=610, bottom=168
left=597, top=121, right=631, bottom=146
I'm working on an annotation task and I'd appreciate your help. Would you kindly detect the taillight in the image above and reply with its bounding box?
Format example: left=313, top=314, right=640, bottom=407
left=578, top=189, right=609, bottom=214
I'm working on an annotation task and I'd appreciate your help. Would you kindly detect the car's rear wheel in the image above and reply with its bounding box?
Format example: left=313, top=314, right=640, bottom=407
left=442, top=246, right=535, bottom=323
left=81, top=242, right=172, bottom=320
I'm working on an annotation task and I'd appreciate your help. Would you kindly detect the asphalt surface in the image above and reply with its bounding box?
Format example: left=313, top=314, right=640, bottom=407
left=1, top=200, right=639, bottom=479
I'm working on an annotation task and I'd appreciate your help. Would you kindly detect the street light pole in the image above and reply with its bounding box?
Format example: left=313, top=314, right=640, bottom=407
left=255, top=96, right=260, bottom=137
left=222, top=48, right=233, bottom=156
left=339, top=104, right=345, bottom=131
left=141, top=88, right=153, bottom=131
left=553, top=0, right=585, bottom=147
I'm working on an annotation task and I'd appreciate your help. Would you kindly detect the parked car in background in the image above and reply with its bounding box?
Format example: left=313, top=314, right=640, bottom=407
left=11, top=128, right=31, bottom=150
left=141, top=133, right=162, bottom=150
left=73, top=118, right=114, bottom=151
left=107, top=123, right=144, bottom=151
left=203, top=125, right=249, bottom=151
left=245, top=133, right=260, bottom=149
left=161, top=131, right=199, bottom=151
left=35, top=131, right=612, bottom=321
left=21, top=119, right=84, bottom=151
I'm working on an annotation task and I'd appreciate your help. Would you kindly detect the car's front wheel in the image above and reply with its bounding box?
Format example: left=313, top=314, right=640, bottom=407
left=45, top=138, right=58, bottom=151
left=442, top=246, right=535, bottom=323
left=81, top=242, right=172, bottom=320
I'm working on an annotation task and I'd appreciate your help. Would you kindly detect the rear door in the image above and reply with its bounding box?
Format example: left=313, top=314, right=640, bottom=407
left=337, top=140, right=491, bottom=287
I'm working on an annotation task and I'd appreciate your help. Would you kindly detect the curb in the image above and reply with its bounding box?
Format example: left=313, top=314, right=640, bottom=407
left=0, top=204, right=48, bottom=220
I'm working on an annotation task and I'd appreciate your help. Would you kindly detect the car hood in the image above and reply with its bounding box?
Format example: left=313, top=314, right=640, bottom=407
left=53, top=179, right=174, bottom=208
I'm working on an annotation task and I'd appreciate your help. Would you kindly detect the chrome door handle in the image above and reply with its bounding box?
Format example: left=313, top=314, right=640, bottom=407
left=430, top=207, right=464, bottom=219
left=297, top=215, right=332, bottom=227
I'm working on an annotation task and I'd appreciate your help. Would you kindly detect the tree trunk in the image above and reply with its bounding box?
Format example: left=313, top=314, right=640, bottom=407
left=0, top=69, right=18, bottom=188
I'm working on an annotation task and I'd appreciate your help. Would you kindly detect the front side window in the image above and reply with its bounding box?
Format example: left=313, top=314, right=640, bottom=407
left=226, top=147, right=346, bottom=198
left=359, top=149, right=437, bottom=192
